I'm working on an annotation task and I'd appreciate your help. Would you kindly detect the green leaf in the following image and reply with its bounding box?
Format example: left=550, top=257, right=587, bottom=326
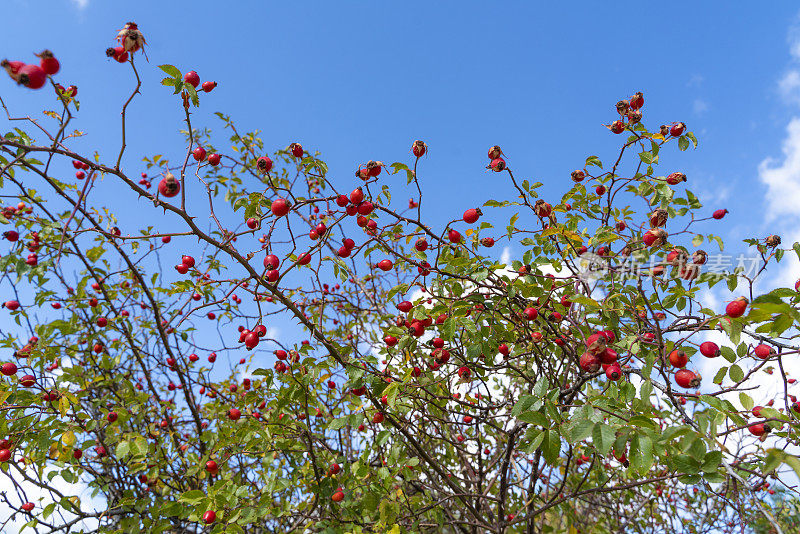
left=179, top=489, right=207, bottom=504
left=729, top=364, right=744, bottom=383
left=566, top=417, right=594, bottom=443
left=541, top=430, right=561, bottom=465
left=701, top=450, right=722, bottom=473
left=511, top=395, right=536, bottom=417
left=671, top=455, right=700, bottom=475
left=585, top=155, right=603, bottom=169
left=765, top=449, right=800, bottom=479
left=592, top=423, right=614, bottom=455
left=185, top=84, right=200, bottom=107
left=720, top=346, right=737, bottom=364
left=328, top=417, right=349, bottom=431
left=158, top=64, right=182, bottom=78
left=116, top=440, right=130, bottom=459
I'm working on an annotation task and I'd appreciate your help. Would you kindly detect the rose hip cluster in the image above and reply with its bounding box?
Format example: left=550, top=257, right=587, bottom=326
left=106, top=21, right=146, bottom=62
left=606, top=91, right=686, bottom=139
left=182, top=70, right=217, bottom=93
left=2, top=50, right=60, bottom=89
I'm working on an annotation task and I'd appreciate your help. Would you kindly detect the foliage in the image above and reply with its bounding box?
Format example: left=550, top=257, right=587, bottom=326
left=1, top=24, right=799, bottom=534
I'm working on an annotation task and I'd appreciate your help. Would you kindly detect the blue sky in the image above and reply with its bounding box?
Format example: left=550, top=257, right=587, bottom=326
left=3, top=2, right=800, bottom=361
left=3, top=2, right=799, bottom=251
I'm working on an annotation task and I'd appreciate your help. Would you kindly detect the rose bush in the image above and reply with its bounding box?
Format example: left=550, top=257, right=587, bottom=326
left=1, top=22, right=800, bottom=534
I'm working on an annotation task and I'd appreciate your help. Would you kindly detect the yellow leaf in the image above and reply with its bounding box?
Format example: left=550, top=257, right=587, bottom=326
left=62, top=430, right=76, bottom=447
left=465, top=229, right=473, bottom=237
left=59, top=395, right=69, bottom=417
left=651, top=134, right=664, bottom=140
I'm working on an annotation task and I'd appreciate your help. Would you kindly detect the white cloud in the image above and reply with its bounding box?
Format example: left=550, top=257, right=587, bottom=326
left=692, top=99, right=709, bottom=116
left=70, top=0, right=89, bottom=8
left=758, top=118, right=800, bottom=221
left=686, top=74, right=704, bottom=88
left=500, top=246, right=512, bottom=265
left=779, top=71, right=800, bottom=104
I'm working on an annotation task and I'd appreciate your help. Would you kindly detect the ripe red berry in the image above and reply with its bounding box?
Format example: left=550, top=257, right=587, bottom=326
left=202, top=510, right=217, bottom=524
left=332, top=490, right=345, bottom=502
left=263, top=254, right=279, bottom=270
left=595, top=185, right=607, bottom=196
left=377, top=259, right=393, bottom=271
left=463, top=208, right=481, bottom=224
left=605, top=363, right=622, bottom=381
left=1, top=362, right=17, bottom=376
left=358, top=201, right=374, bottom=216
left=205, top=460, right=219, bottom=474
left=297, top=253, right=311, bottom=265
left=412, top=140, right=427, bottom=157
left=192, top=146, right=207, bottom=161
left=666, top=172, right=686, bottom=185
left=674, top=369, right=700, bottom=389
left=579, top=352, right=600, bottom=373
left=754, top=344, right=774, bottom=360
left=271, top=198, right=290, bottom=217
left=257, top=156, right=273, bottom=173
left=38, top=50, right=60, bottom=75
left=726, top=297, right=748, bottom=319
left=228, top=408, right=241, bottom=420
left=246, top=217, right=259, bottom=230
left=16, top=64, right=47, bottom=89
left=350, top=188, right=364, bottom=205
left=609, top=120, right=625, bottom=134
left=158, top=173, right=180, bottom=198
left=668, top=350, right=688, bottom=368
left=669, top=122, right=686, bottom=137
left=488, top=145, right=503, bottom=159
left=290, top=143, right=304, bottom=158
left=448, top=229, right=462, bottom=243
left=21, top=502, right=34, bottom=512
left=397, top=301, right=413, bottom=313
left=201, top=81, right=217, bottom=93
left=183, top=71, right=200, bottom=88
left=481, top=237, right=495, bottom=247
left=523, top=307, right=538, bottom=320
left=105, top=46, right=129, bottom=63
left=489, top=158, right=506, bottom=172
left=712, top=209, right=728, bottom=220
left=629, top=92, right=644, bottom=110
left=699, top=341, right=720, bottom=358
